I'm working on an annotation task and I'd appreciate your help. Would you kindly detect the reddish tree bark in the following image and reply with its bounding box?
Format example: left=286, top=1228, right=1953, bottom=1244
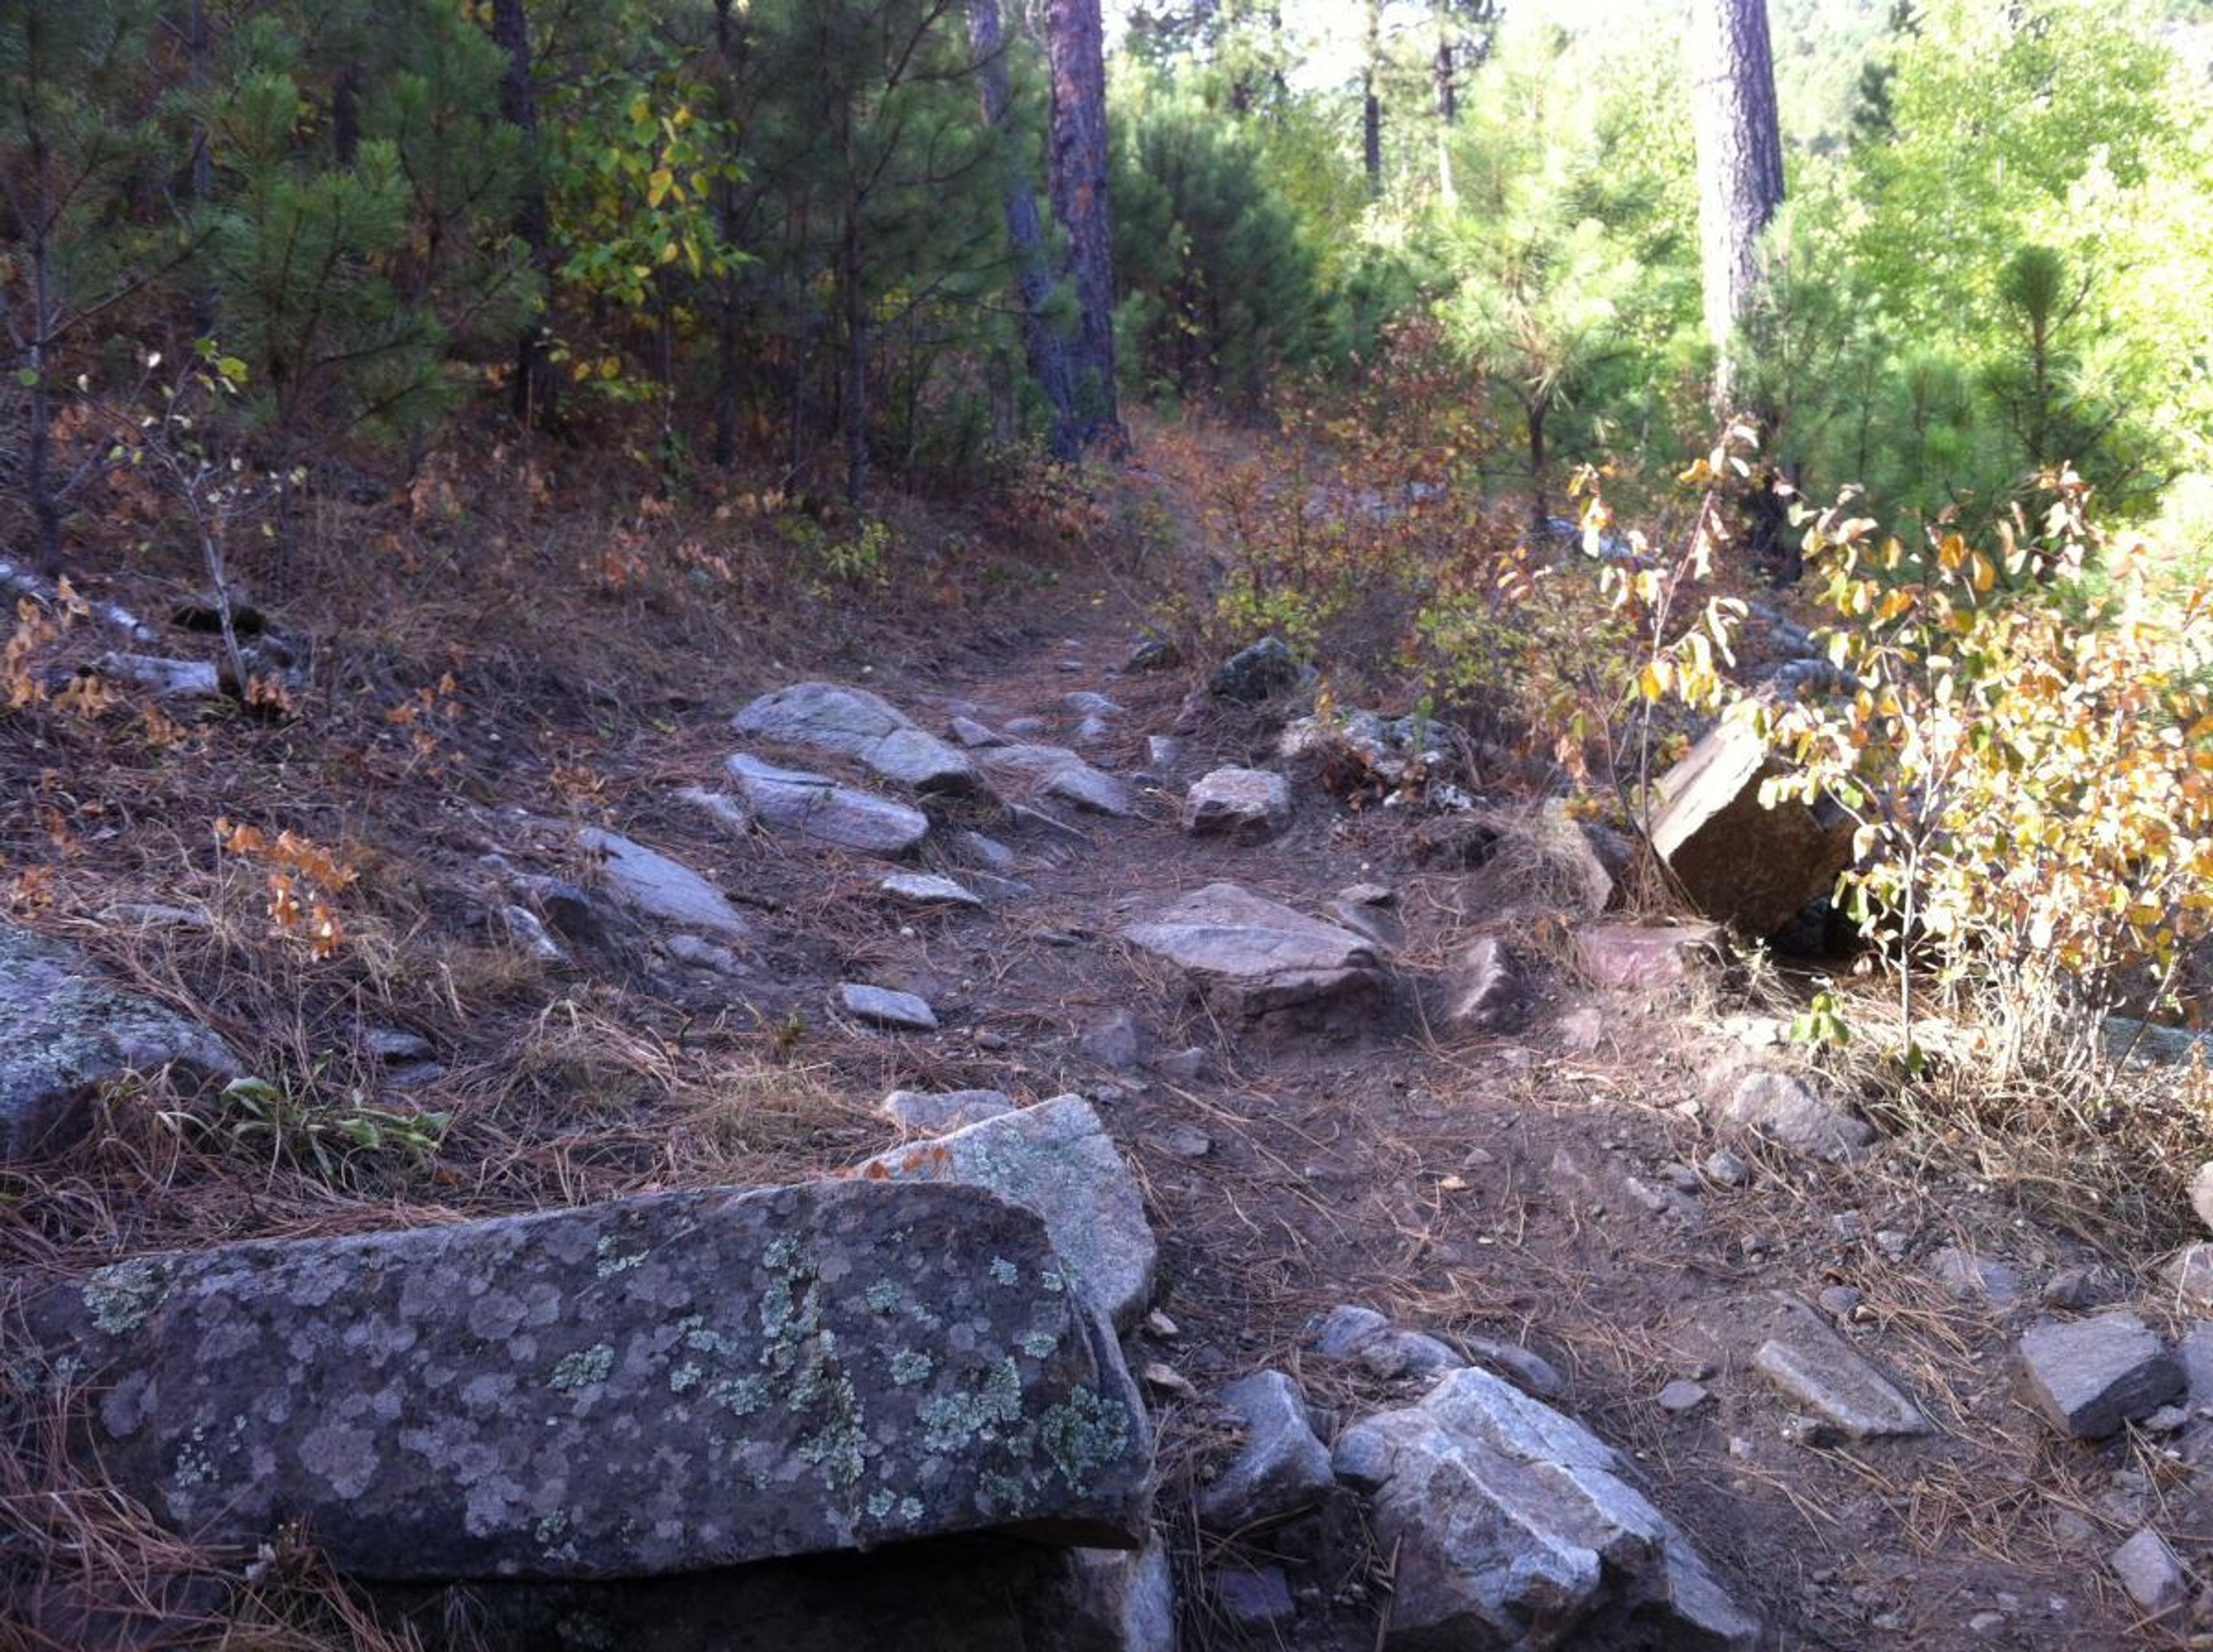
left=1045, top=0, right=1120, bottom=453
left=1690, top=0, right=1785, bottom=415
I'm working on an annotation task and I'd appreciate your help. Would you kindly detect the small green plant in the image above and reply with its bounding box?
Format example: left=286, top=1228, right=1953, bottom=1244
left=1788, top=989, right=1854, bottom=1050
left=168, top=1073, right=450, bottom=1184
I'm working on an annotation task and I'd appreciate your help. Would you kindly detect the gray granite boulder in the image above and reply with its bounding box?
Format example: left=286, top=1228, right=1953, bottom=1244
left=1718, top=1067, right=1877, bottom=1163
left=731, top=682, right=982, bottom=796
left=1334, top=1369, right=1755, bottom=1649
left=1209, top=637, right=1301, bottom=705
left=838, top=983, right=938, bottom=1031
left=1123, top=883, right=1386, bottom=1035
left=728, top=754, right=930, bottom=857
left=1, top=923, right=239, bottom=1162
left=2017, top=1313, right=2182, bottom=1439
left=879, top=872, right=983, bottom=910
left=577, top=829, right=754, bottom=943
left=1751, top=1309, right=1929, bottom=1440
left=881, top=1088, right=1018, bottom=1133
left=1573, top=924, right=1724, bottom=991
left=10, top=1180, right=1149, bottom=1579
left=1334, top=1369, right=1755, bottom=1650
left=848, top=1096, right=1155, bottom=1332
left=978, top=743, right=1135, bottom=818
left=1196, top=1370, right=1332, bottom=1530
left=1183, top=768, right=1292, bottom=844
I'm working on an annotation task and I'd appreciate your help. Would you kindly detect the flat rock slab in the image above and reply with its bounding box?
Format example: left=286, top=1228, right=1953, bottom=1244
left=577, top=829, right=754, bottom=943
left=1333, top=1369, right=1757, bottom=1650
left=878, top=872, right=983, bottom=909
left=1, top=922, right=239, bottom=1162
left=1752, top=1311, right=1929, bottom=1440
left=731, top=682, right=983, bottom=796
left=729, top=754, right=930, bottom=858
left=1573, top=923, right=1724, bottom=991
left=2018, top=1313, right=2182, bottom=1439
left=1649, top=719, right=1853, bottom=937
left=1183, top=768, right=1292, bottom=844
left=848, top=1096, right=1155, bottom=1333
left=1196, top=1369, right=1332, bottom=1530
left=1123, top=883, right=1386, bottom=1034
left=839, top=983, right=938, bottom=1031
left=978, top=743, right=1134, bottom=818
left=881, top=1088, right=1018, bottom=1133
left=9, top=1181, right=1151, bottom=1579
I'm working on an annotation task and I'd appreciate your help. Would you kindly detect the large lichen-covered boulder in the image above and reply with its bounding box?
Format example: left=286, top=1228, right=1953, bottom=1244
left=1122, top=882, right=1387, bottom=1038
left=0, top=922, right=239, bottom=1162
left=732, top=683, right=983, bottom=797
left=848, top=1097, right=1156, bottom=1332
left=9, top=1180, right=1151, bottom=1579
left=1648, top=719, right=1853, bottom=939
left=1334, top=1368, right=1757, bottom=1650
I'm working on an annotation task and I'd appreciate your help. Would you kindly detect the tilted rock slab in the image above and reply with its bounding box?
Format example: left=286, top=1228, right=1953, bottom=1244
left=1183, top=768, right=1293, bottom=844
left=728, top=754, right=931, bottom=857
left=1334, top=1369, right=1757, bottom=1651
left=1123, top=882, right=1387, bottom=1034
left=577, top=828, right=754, bottom=943
left=978, top=742, right=1135, bottom=818
left=732, top=682, right=983, bottom=796
left=1, top=921, right=239, bottom=1162
left=848, top=1096, right=1156, bottom=1332
left=9, top=1180, right=1151, bottom=1579
left=1648, top=719, right=1853, bottom=939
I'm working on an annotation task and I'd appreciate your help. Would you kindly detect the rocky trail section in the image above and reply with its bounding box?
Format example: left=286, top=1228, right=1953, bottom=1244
left=8, top=617, right=2213, bottom=1650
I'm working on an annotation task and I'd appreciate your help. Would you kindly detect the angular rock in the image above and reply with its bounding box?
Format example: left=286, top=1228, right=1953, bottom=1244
left=665, top=934, right=747, bottom=977
left=578, top=829, right=754, bottom=943
left=1063, top=692, right=1126, bottom=717
left=1657, top=1380, right=1710, bottom=1413
left=949, top=715, right=1006, bottom=749
left=1, top=923, right=239, bottom=1162
left=1215, top=1566, right=1296, bottom=1628
left=2177, top=1321, right=2213, bottom=1409
left=1311, top=1305, right=1393, bottom=1358
left=1143, top=735, right=1182, bottom=772
left=1751, top=1313, right=1928, bottom=1440
left=2017, top=1313, right=2183, bottom=1439
left=848, top=1096, right=1156, bottom=1331
left=1209, top=637, right=1300, bottom=704
left=731, top=682, right=981, bottom=796
left=1719, top=1068, right=1877, bottom=1163
left=729, top=754, right=930, bottom=857
left=1333, top=1369, right=1757, bottom=1650
left=1358, top=1330, right=1466, bottom=1383
left=2167, top=1243, right=2213, bottom=1311
left=13, top=1181, right=1151, bottom=1578
left=881, top=1088, right=1017, bottom=1133
left=1573, top=924, right=1724, bottom=991
left=978, top=743, right=1134, bottom=818
left=1648, top=719, right=1853, bottom=938
left=1182, top=768, right=1291, bottom=844
left=838, top=983, right=938, bottom=1031
left=1460, top=1336, right=1567, bottom=1400
left=1127, top=636, right=1180, bottom=673
left=1081, top=1009, right=1145, bottom=1071
left=1928, top=1246, right=2023, bottom=1309
left=1438, top=936, right=1525, bottom=1034
left=1123, top=883, right=1386, bottom=1035
left=2102, top=1015, right=2213, bottom=1070
left=879, top=872, right=983, bottom=910
left=2109, top=1528, right=2189, bottom=1616
left=1196, top=1370, right=1332, bottom=1530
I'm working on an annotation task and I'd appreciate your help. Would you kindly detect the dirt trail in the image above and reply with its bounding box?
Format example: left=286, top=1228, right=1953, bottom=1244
left=828, top=591, right=2180, bottom=1651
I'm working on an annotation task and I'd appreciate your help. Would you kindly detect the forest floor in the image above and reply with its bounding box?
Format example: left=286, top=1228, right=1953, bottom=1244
left=4, top=418, right=2207, bottom=1650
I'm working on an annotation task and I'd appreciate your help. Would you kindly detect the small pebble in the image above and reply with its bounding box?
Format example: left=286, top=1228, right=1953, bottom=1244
left=1702, top=1148, right=1751, bottom=1187
left=1818, top=1286, right=1863, bottom=1322
left=1657, top=1379, right=1710, bottom=1413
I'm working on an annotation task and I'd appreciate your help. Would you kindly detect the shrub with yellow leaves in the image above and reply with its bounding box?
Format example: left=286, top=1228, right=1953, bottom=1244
left=1744, top=470, right=2213, bottom=1078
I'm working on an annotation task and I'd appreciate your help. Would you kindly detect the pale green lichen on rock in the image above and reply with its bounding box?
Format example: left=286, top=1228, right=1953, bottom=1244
left=592, top=1237, right=645, bottom=1280
left=82, top=1257, right=169, bottom=1335
left=920, top=1356, right=1024, bottom=1453
left=548, top=1344, right=614, bottom=1390
left=988, top=1257, right=1020, bottom=1287
left=1040, top=1386, right=1134, bottom=1486
left=1020, top=1330, right=1059, bottom=1359
left=864, top=1280, right=904, bottom=1313
left=667, top=1361, right=704, bottom=1395
left=888, top=1348, right=934, bottom=1386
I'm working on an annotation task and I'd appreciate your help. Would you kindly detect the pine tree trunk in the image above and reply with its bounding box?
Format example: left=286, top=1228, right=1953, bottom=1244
left=492, top=0, right=555, bottom=429
left=970, top=0, right=1082, bottom=462
left=1362, top=0, right=1384, bottom=197
left=1689, top=0, right=1784, bottom=416
left=1046, top=0, right=1120, bottom=453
